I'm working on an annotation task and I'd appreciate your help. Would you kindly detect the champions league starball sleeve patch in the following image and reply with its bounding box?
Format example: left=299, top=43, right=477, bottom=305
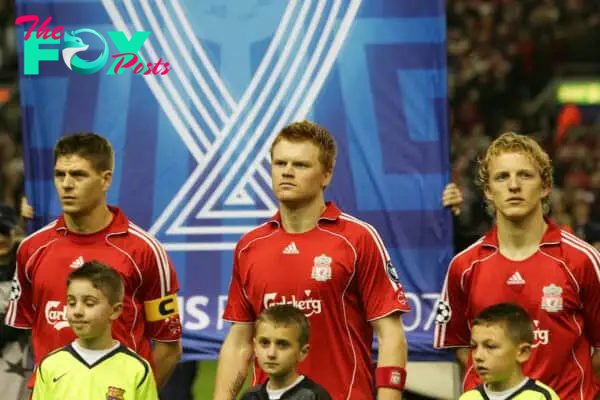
left=386, top=261, right=401, bottom=284
left=9, top=278, right=22, bottom=302
left=434, top=300, right=452, bottom=324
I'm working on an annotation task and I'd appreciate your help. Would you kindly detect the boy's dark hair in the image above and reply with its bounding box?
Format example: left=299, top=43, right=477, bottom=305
left=472, top=303, right=534, bottom=344
left=256, top=305, right=310, bottom=347
left=54, top=132, right=114, bottom=172
left=67, top=261, right=124, bottom=304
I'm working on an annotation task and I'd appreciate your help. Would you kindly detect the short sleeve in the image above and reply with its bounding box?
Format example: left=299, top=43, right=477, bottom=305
left=4, top=241, right=34, bottom=329
left=138, top=237, right=182, bottom=341
left=222, top=244, right=256, bottom=323
left=578, top=245, right=600, bottom=347
left=355, top=225, right=410, bottom=321
left=136, top=361, right=159, bottom=400
left=433, top=257, right=470, bottom=348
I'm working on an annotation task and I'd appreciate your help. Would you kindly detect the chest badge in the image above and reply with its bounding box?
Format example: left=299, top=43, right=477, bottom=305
left=311, top=254, right=332, bottom=282
left=541, top=284, right=563, bottom=313
left=106, top=386, right=125, bottom=400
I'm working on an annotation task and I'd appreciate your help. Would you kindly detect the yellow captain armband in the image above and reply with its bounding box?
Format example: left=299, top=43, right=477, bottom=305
left=144, top=293, right=180, bottom=322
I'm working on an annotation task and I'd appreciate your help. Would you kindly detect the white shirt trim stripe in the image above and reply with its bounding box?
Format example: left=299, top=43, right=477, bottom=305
left=5, top=235, right=63, bottom=327
left=538, top=248, right=581, bottom=302
left=551, top=231, right=590, bottom=400
left=339, top=213, right=396, bottom=290
left=434, top=239, right=496, bottom=349
left=317, top=225, right=358, bottom=400
left=128, top=224, right=171, bottom=296
left=238, top=227, right=279, bottom=330
left=104, top=237, right=143, bottom=350
left=571, top=347, right=585, bottom=400
left=130, top=223, right=171, bottom=290
left=562, top=231, right=600, bottom=283
left=20, top=220, right=60, bottom=282
left=433, top=238, right=483, bottom=349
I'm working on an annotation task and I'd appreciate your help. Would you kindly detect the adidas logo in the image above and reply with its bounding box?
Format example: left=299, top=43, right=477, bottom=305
left=506, top=271, right=525, bottom=285
left=283, top=242, right=299, bottom=254
left=70, top=256, right=84, bottom=269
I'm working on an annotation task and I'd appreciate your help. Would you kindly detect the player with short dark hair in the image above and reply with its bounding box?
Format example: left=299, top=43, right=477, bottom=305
left=53, top=131, right=115, bottom=173
left=32, top=261, right=158, bottom=399
left=241, top=305, right=331, bottom=400
left=5, top=132, right=182, bottom=391
left=435, top=132, right=600, bottom=399
left=214, top=121, right=410, bottom=400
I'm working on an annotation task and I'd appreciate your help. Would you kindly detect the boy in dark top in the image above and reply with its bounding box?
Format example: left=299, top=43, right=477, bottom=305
left=241, top=305, right=331, bottom=400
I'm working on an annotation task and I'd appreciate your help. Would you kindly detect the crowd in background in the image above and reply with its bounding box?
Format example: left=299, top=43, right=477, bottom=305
left=0, top=0, right=23, bottom=235
left=448, top=0, right=600, bottom=251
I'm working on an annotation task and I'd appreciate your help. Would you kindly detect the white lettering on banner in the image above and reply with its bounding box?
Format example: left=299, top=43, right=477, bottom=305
left=263, top=291, right=322, bottom=317
left=177, top=295, right=228, bottom=331
left=533, top=320, right=549, bottom=347
left=404, top=292, right=441, bottom=332
left=218, top=295, right=228, bottom=330
left=184, top=296, right=209, bottom=330
left=45, top=301, right=69, bottom=331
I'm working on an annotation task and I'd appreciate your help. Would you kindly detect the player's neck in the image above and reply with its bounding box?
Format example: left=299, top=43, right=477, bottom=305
left=496, top=209, right=547, bottom=260
left=64, top=203, right=113, bottom=234
left=279, top=197, right=326, bottom=233
left=76, top=332, right=116, bottom=351
left=267, top=370, right=300, bottom=391
left=486, top=369, right=525, bottom=393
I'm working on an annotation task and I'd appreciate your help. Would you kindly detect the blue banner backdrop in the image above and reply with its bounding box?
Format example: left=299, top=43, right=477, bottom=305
left=17, top=0, right=452, bottom=361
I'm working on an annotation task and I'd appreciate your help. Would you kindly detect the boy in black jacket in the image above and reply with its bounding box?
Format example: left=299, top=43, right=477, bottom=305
left=241, top=305, right=331, bottom=400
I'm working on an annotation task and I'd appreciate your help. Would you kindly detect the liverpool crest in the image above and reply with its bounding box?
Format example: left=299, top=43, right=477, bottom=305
left=311, top=254, right=332, bottom=282
left=541, top=284, right=563, bottom=312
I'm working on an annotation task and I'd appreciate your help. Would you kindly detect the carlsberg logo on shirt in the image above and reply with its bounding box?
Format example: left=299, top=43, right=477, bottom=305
left=263, top=291, right=323, bottom=317
left=533, top=320, right=549, bottom=347
left=45, top=301, right=69, bottom=330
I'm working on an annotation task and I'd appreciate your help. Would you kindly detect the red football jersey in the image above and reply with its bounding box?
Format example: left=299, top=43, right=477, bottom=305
left=4, top=207, right=181, bottom=386
left=223, top=202, right=410, bottom=400
left=434, top=220, right=600, bottom=399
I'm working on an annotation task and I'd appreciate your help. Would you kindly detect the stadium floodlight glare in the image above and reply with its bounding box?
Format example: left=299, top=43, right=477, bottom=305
left=557, top=80, right=600, bottom=105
